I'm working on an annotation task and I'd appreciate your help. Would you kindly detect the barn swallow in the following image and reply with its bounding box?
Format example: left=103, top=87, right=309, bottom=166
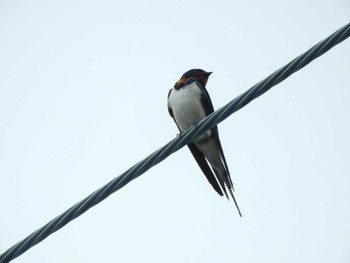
left=167, top=69, right=242, bottom=216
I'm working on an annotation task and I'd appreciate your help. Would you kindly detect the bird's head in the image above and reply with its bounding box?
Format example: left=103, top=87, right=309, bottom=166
left=174, top=69, right=212, bottom=89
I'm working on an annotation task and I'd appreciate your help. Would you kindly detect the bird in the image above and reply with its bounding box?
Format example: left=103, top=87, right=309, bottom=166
left=167, top=69, right=242, bottom=217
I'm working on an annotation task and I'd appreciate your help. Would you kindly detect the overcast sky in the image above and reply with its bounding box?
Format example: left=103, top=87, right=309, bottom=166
left=1, top=1, right=350, bottom=262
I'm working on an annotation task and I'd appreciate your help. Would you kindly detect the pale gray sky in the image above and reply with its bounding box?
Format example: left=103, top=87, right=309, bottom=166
left=1, top=1, right=350, bottom=262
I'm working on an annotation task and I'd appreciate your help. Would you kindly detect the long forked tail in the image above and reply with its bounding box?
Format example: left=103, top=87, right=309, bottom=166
left=227, top=187, right=242, bottom=217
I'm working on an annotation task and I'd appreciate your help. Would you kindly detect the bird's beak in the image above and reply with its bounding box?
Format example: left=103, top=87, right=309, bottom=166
left=206, top=72, right=213, bottom=76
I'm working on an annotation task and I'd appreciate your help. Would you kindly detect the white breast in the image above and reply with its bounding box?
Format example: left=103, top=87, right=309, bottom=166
left=168, top=82, right=211, bottom=139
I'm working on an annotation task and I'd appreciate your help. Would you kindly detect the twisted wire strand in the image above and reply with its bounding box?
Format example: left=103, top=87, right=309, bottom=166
left=1, top=22, right=350, bottom=262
